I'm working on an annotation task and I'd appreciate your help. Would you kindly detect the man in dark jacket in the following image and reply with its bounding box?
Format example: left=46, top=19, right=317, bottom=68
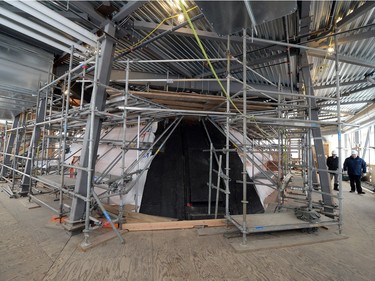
left=327, top=150, right=339, bottom=191
left=343, top=150, right=367, bottom=194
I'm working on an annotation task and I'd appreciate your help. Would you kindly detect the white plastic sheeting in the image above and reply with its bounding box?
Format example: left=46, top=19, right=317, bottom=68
left=65, top=122, right=157, bottom=209
left=229, top=130, right=276, bottom=208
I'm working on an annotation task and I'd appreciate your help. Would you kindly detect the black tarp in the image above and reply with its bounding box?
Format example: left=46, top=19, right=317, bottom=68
left=140, top=119, right=264, bottom=220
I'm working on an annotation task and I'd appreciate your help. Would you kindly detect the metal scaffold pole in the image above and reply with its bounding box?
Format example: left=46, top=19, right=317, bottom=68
left=241, top=28, right=248, bottom=245
left=335, top=31, right=343, bottom=233
left=225, top=35, right=231, bottom=218
left=119, top=58, right=130, bottom=228
left=135, top=114, right=141, bottom=212
left=208, top=142, right=213, bottom=215
left=276, top=84, right=283, bottom=210
left=59, top=46, right=74, bottom=219
left=82, top=45, right=101, bottom=246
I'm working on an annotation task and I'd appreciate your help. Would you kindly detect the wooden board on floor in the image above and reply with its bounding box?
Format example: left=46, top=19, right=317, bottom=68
left=122, top=219, right=227, bottom=232
left=102, top=204, right=178, bottom=223
left=80, top=219, right=228, bottom=251
left=125, top=212, right=178, bottom=223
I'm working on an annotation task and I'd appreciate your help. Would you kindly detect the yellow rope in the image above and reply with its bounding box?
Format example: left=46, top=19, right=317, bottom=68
left=179, top=1, right=272, bottom=139
left=179, top=1, right=243, bottom=115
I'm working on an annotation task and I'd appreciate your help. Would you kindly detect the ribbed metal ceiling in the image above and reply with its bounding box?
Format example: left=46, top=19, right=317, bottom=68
left=0, top=0, right=373, bottom=125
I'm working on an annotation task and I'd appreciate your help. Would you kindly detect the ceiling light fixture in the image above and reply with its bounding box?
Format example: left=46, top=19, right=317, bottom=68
left=327, top=46, right=335, bottom=54
left=177, top=13, right=184, bottom=23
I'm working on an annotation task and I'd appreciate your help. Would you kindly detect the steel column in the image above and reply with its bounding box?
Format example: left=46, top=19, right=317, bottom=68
left=300, top=53, right=334, bottom=210
left=19, top=96, right=47, bottom=194
left=299, top=1, right=334, bottom=213
left=68, top=23, right=116, bottom=222
left=1, top=114, right=20, bottom=177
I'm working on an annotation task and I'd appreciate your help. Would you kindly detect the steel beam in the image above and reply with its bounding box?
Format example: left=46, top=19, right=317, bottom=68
left=362, top=126, right=371, bottom=160
left=314, top=79, right=368, bottom=90
left=197, top=49, right=298, bottom=78
left=309, top=29, right=375, bottom=49
left=112, top=1, right=146, bottom=24
left=133, top=20, right=244, bottom=43
left=20, top=96, right=47, bottom=195
left=337, top=29, right=375, bottom=45
left=0, top=16, right=73, bottom=54
left=70, top=1, right=106, bottom=27
left=341, top=84, right=375, bottom=97
left=115, top=14, right=204, bottom=59
left=1, top=114, right=20, bottom=177
left=299, top=1, right=334, bottom=210
left=0, top=6, right=88, bottom=53
left=109, top=69, right=297, bottom=96
left=133, top=20, right=281, bottom=51
left=14, top=113, right=26, bottom=159
left=6, top=0, right=97, bottom=47
left=336, top=1, right=375, bottom=30
left=68, top=23, right=116, bottom=222
left=320, top=99, right=375, bottom=106
left=131, top=30, right=192, bottom=77
left=307, top=50, right=375, bottom=69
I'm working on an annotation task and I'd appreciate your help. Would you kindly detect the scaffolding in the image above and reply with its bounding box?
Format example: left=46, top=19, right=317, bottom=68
left=0, top=30, right=345, bottom=247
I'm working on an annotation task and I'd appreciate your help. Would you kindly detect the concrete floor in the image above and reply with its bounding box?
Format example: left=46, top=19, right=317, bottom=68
left=0, top=181, right=374, bottom=281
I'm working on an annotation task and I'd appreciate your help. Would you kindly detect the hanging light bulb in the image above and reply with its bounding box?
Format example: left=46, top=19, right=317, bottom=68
left=177, top=13, right=184, bottom=23
left=327, top=46, right=335, bottom=54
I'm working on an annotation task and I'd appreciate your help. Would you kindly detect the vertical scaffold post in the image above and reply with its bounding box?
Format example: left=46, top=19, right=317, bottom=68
left=119, top=58, right=130, bottom=228
left=335, top=31, right=343, bottom=233
left=225, top=35, right=231, bottom=218
left=241, top=28, right=248, bottom=245
left=82, top=43, right=100, bottom=246
left=208, top=142, right=213, bottom=215
left=59, top=46, right=74, bottom=219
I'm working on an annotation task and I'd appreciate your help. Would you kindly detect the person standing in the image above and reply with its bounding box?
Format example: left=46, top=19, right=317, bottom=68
left=343, top=150, right=367, bottom=194
left=327, top=150, right=339, bottom=191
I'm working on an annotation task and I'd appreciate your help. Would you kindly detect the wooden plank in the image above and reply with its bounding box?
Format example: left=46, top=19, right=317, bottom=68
left=102, top=204, right=177, bottom=223
left=125, top=212, right=177, bottom=223
left=133, top=90, right=225, bottom=101
left=151, top=99, right=209, bottom=108
left=122, top=219, right=227, bottom=232
left=80, top=217, right=218, bottom=251
left=131, top=91, right=225, bottom=102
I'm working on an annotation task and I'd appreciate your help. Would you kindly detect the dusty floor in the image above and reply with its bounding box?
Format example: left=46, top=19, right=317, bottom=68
left=0, top=181, right=374, bottom=281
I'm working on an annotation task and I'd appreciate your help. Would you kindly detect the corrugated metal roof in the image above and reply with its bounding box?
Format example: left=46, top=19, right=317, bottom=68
left=0, top=0, right=373, bottom=128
